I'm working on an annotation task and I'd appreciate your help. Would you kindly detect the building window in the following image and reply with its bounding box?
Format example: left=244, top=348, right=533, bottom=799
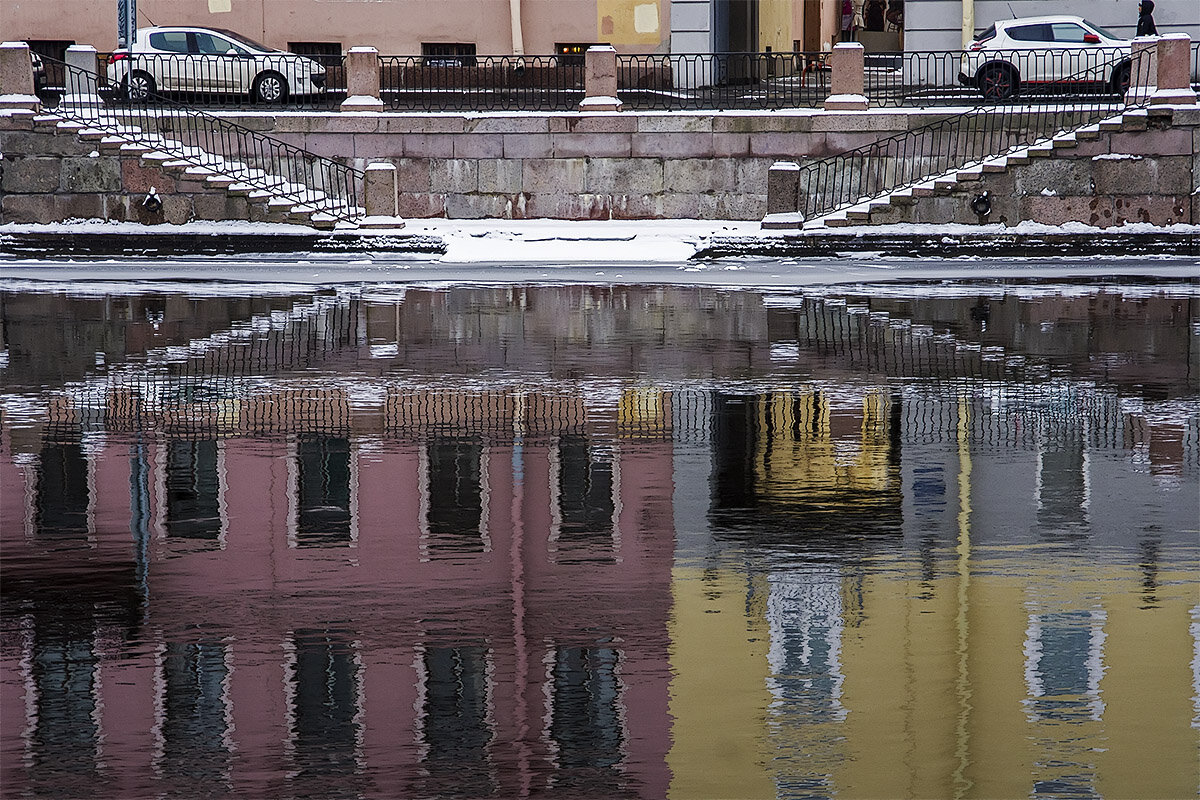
left=421, top=43, right=477, bottom=67
left=165, top=439, right=221, bottom=540
left=419, top=646, right=495, bottom=795
left=288, top=41, right=342, bottom=68
left=422, top=436, right=488, bottom=558
left=550, top=436, right=617, bottom=564
left=295, top=435, right=353, bottom=547
left=160, top=642, right=231, bottom=789
left=287, top=630, right=360, bottom=779
left=35, top=435, right=90, bottom=540
left=549, top=647, right=623, bottom=783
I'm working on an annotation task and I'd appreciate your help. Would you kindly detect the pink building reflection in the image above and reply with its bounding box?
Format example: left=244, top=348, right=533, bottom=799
left=1, top=385, right=675, bottom=799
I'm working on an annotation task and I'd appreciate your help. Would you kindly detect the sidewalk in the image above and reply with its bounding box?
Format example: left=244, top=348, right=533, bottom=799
left=1, top=219, right=1197, bottom=261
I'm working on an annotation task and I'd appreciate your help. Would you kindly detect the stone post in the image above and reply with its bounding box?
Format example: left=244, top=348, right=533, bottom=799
left=1151, top=34, right=1197, bottom=106
left=64, top=45, right=102, bottom=107
left=824, top=42, right=868, bottom=111
left=1126, top=37, right=1158, bottom=104
left=0, top=41, right=40, bottom=112
left=341, top=46, right=383, bottom=112
left=359, top=162, right=406, bottom=229
left=761, top=161, right=804, bottom=230
left=579, top=45, right=622, bottom=112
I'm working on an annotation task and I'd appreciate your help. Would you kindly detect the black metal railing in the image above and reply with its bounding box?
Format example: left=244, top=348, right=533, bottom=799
left=47, top=56, right=363, bottom=222
left=1192, top=41, right=1200, bottom=90
left=791, top=49, right=1152, bottom=222
left=93, top=51, right=346, bottom=109
left=617, top=52, right=832, bottom=110
left=379, top=55, right=583, bottom=111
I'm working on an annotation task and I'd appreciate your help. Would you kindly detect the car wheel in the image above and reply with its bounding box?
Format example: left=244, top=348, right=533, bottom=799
left=979, top=65, right=1017, bottom=100
left=1110, top=62, right=1132, bottom=96
left=253, top=72, right=288, bottom=104
left=126, top=70, right=157, bottom=103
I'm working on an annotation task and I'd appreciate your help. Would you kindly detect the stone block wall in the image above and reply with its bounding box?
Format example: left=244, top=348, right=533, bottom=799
left=204, top=110, right=933, bottom=221
left=0, top=119, right=290, bottom=225
left=867, top=107, right=1200, bottom=228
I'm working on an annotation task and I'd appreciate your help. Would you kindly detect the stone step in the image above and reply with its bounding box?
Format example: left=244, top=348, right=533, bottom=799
left=206, top=175, right=236, bottom=189
left=955, top=167, right=984, bottom=182
left=1050, top=134, right=1077, bottom=148
left=933, top=176, right=960, bottom=191
left=310, top=213, right=339, bottom=230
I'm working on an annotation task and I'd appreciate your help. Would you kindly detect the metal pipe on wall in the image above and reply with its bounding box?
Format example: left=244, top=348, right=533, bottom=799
left=510, top=0, right=525, bottom=56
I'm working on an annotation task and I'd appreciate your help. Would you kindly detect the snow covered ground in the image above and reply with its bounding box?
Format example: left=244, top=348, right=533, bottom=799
left=1, top=218, right=1197, bottom=288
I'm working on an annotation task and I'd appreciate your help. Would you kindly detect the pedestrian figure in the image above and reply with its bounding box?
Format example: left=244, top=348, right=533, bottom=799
left=841, top=0, right=856, bottom=42
left=864, top=0, right=886, bottom=32
left=1137, top=0, right=1157, bottom=36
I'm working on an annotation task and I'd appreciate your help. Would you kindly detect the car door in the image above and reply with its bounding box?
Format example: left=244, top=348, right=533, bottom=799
left=1002, top=23, right=1052, bottom=86
left=1048, top=22, right=1102, bottom=82
left=145, top=30, right=189, bottom=92
left=191, top=31, right=247, bottom=94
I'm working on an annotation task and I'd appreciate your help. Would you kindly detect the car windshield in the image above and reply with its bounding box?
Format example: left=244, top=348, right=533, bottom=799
left=207, top=28, right=277, bottom=53
left=1082, top=20, right=1122, bottom=40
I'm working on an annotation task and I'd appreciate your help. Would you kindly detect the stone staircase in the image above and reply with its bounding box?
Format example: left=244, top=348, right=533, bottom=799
left=807, top=106, right=1175, bottom=229
left=19, top=109, right=361, bottom=229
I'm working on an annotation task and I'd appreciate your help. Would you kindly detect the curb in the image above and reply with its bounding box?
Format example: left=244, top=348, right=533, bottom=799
left=693, top=232, right=1200, bottom=259
left=0, top=231, right=448, bottom=258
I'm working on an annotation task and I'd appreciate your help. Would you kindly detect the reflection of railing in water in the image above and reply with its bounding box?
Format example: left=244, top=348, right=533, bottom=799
left=787, top=295, right=1023, bottom=382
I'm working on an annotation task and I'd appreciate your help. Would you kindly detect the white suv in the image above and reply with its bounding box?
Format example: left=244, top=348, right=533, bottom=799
left=106, top=26, right=327, bottom=103
left=959, top=15, right=1132, bottom=100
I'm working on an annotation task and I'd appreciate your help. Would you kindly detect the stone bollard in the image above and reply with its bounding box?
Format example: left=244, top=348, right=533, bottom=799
left=579, top=45, right=622, bottom=112
left=359, top=162, right=406, bottom=229
left=761, top=161, right=804, bottom=230
left=0, top=41, right=40, bottom=111
left=341, top=46, right=384, bottom=112
left=64, top=45, right=102, bottom=107
left=824, top=42, right=868, bottom=111
left=1126, top=37, right=1158, bottom=104
left=1151, top=34, right=1197, bottom=106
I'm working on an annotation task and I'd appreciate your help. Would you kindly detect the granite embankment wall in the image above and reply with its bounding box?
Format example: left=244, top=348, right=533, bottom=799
left=1, top=108, right=1198, bottom=224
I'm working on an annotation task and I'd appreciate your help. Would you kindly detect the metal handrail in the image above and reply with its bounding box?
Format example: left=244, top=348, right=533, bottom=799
left=46, top=55, right=364, bottom=223
left=792, top=49, right=1152, bottom=223
left=378, top=54, right=584, bottom=111
left=616, top=52, right=832, bottom=110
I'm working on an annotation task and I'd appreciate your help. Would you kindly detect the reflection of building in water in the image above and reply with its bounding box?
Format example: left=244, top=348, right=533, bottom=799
left=2, top=285, right=1197, bottom=798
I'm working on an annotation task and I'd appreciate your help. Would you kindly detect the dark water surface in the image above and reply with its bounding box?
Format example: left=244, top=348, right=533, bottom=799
left=1, top=277, right=1197, bottom=799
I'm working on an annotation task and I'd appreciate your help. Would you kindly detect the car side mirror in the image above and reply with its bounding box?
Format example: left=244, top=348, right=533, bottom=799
left=1083, top=34, right=1101, bottom=43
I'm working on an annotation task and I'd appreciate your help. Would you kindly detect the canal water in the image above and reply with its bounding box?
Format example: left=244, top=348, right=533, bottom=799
left=1, top=276, right=1197, bottom=799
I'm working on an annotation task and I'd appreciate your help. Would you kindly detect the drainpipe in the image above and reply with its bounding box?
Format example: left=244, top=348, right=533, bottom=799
left=509, top=0, right=525, bottom=56
left=961, top=0, right=975, bottom=48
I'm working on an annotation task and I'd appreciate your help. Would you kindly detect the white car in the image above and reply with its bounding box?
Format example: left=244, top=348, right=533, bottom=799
left=106, top=26, right=327, bottom=103
left=959, top=15, right=1132, bottom=99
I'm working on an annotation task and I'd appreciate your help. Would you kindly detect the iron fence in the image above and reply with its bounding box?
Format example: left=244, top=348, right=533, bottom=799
left=88, top=51, right=346, bottom=110
left=379, top=55, right=583, bottom=111
left=616, top=52, right=831, bottom=110
left=47, top=56, right=363, bottom=222
left=791, top=48, right=1152, bottom=223
left=1193, top=41, right=1200, bottom=90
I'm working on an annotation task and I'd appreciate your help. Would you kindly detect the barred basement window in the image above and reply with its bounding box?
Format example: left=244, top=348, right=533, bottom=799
left=288, top=41, right=342, bottom=68
left=421, top=43, right=476, bottom=67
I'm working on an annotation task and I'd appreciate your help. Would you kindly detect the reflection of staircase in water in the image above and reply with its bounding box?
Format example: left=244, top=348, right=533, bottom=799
left=49, top=295, right=362, bottom=436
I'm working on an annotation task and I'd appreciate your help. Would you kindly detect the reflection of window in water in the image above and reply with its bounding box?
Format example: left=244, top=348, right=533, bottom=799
left=765, top=569, right=847, bottom=794
left=31, top=635, right=100, bottom=779
left=296, top=435, right=352, bottom=546
left=549, top=647, right=623, bottom=785
left=551, top=436, right=617, bottom=563
left=423, top=437, right=487, bottom=557
left=1036, top=446, right=1090, bottom=530
left=166, top=440, right=221, bottom=540
left=36, top=437, right=89, bottom=539
left=288, top=631, right=360, bottom=777
left=160, top=642, right=231, bottom=787
left=419, top=647, right=495, bottom=795
left=1024, top=609, right=1106, bottom=798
